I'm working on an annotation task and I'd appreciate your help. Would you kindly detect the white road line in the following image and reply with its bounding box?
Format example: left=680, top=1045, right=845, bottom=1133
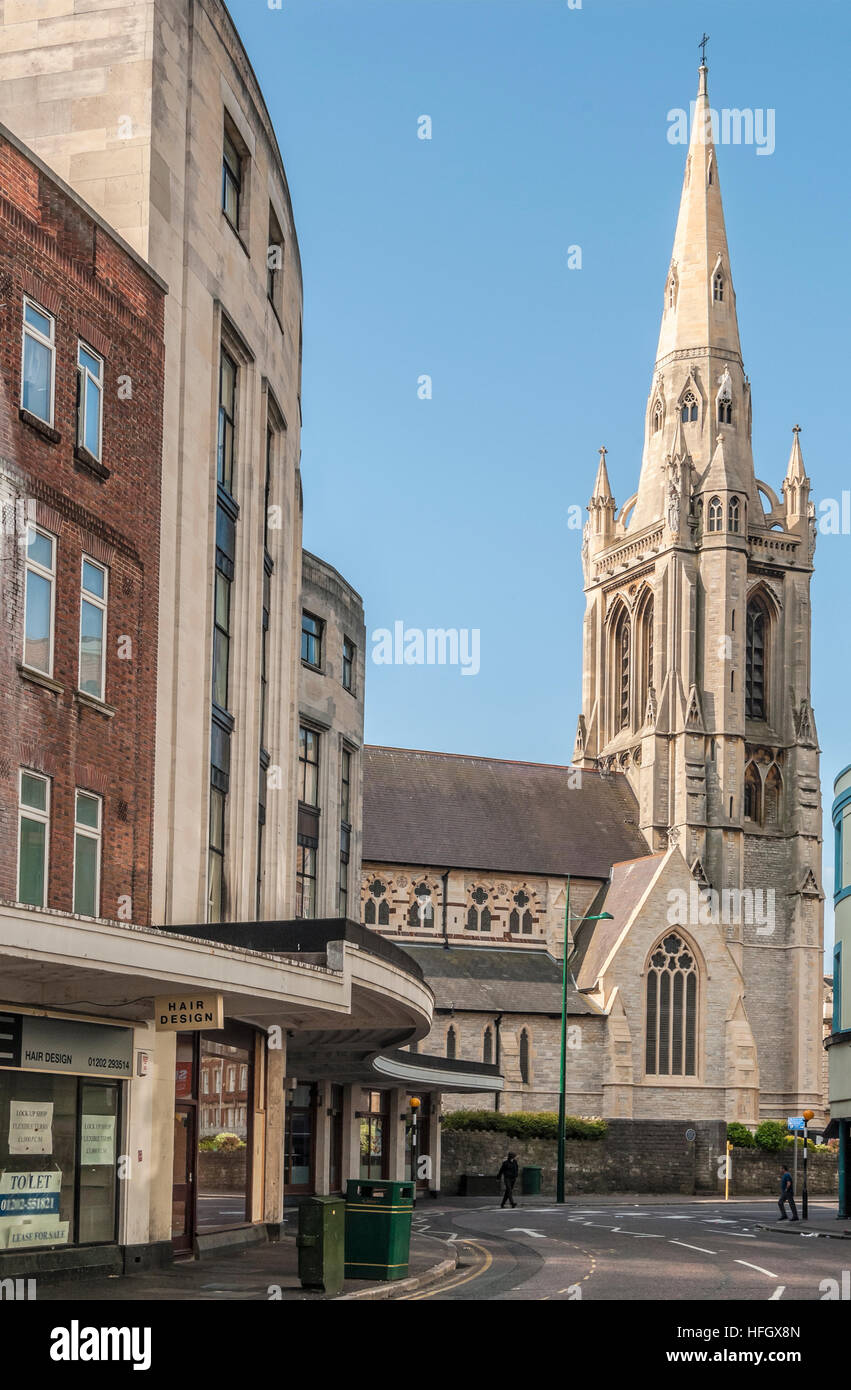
left=714, top=1231, right=758, bottom=1239
left=669, top=1240, right=717, bottom=1254
left=736, top=1260, right=778, bottom=1278
left=770, top=1286, right=786, bottom=1300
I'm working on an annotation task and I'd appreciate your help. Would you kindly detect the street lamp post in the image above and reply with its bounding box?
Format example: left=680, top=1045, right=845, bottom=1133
left=556, top=875, right=612, bottom=1204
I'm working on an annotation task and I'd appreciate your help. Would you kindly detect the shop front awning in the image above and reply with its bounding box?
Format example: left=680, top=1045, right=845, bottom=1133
left=284, top=1041, right=503, bottom=1094
left=0, top=906, right=433, bottom=1044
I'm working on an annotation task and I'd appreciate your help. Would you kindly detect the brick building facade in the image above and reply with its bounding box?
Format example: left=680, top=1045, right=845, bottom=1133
left=0, top=124, right=165, bottom=928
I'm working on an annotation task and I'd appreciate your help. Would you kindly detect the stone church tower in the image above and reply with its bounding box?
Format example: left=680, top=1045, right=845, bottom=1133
left=574, top=63, right=824, bottom=1119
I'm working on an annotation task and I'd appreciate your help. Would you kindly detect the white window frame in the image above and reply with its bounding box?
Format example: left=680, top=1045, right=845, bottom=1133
left=77, top=341, right=104, bottom=462
left=21, top=297, right=56, bottom=427
left=73, top=789, right=102, bottom=918
left=78, top=555, right=108, bottom=702
left=23, top=524, right=57, bottom=677
left=17, top=769, right=50, bottom=909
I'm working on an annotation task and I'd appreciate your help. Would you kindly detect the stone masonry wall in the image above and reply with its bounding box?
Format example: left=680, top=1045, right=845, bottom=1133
left=440, top=1120, right=837, bottom=1196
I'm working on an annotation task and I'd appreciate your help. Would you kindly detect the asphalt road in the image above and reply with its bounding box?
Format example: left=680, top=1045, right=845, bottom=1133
left=397, top=1200, right=848, bottom=1302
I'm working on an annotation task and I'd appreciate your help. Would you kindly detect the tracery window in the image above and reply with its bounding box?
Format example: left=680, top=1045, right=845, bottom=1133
left=508, top=889, right=534, bottom=935
left=728, top=496, right=740, bottom=532
left=364, top=879, right=391, bottom=926
left=653, top=402, right=663, bottom=433
left=707, top=496, right=723, bottom=532
left=713, top=272, right=724, bottom=302
left=466, top=885, right=492, bottom=932
left=644, top=933, right=698, bottom=1076
left=680, top=391, right=698, bottom=423
left=408, top=882, right=436, bottom=928
left=718, top=399, right=732, bottom=425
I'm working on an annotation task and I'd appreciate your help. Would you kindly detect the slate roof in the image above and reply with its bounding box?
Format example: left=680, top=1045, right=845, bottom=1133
left=363, top=746, right=649, bottom=879
left=573, top=853, right=666, bottom=991
left=399, top=944, right=604, bottom=1016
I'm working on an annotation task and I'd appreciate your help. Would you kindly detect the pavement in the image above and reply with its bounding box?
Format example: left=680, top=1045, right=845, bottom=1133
left=31, top=1214, right=455, bottom=1302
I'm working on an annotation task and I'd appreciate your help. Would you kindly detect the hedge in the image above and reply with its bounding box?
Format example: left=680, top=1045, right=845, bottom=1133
left=441, top=1109, right=607, bottom=1141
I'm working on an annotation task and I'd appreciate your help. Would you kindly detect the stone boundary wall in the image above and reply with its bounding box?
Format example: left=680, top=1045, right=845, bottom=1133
left=440, top=1120, right=838, bottom=1196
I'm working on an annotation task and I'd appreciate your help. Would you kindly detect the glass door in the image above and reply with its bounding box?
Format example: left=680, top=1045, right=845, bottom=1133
left=172, top=1104, right=195, bottom=1253
left=284, top=1083, right=315, bottom=1194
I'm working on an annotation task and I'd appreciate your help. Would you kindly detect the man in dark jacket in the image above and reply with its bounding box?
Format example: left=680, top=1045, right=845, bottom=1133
left=498, top=1152, right=519, bottom=1208
left=778, top=1166, right=799, bottom=1221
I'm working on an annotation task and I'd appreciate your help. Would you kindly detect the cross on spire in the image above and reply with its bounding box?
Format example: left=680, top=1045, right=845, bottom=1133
left=699, top=32, right=710, bottom=66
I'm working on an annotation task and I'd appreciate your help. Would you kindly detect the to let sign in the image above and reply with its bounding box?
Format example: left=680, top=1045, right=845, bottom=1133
left=154, top=995, right=223, bottom=1031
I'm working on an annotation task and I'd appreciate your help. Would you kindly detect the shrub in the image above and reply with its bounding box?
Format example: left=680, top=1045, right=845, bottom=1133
left=726, top=1122, right=756, bottom=1148
left=441, top=1109, right=606, bottom=1141
left=754, top=1121, right=788, bottom=1152
left=199, top=1131, right=246, bottom=1152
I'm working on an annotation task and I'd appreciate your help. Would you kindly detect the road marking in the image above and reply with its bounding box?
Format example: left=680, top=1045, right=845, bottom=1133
left=669, top=1240, right=717, bottom=1254
left=507, top=1228, right=547, bottom=1239
left=735, top=1260, right=778, bottom=1278
left=714, top=1231, right=757, bottom=1239
left=770, top=1286, right=786, bottom=1300
left=402, top=1239, right=493, bottom=1300
left=620, top=1231, right=665, bottom=1238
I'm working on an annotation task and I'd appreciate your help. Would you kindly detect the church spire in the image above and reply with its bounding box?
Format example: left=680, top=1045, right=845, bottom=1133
left=628, top=59, right=757, bottom=534
left=590, top=445, right=614, bottom=503
left=655, top=63, right=742, bottom=367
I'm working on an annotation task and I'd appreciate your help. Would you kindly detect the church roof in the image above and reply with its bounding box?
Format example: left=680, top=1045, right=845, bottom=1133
left=398, top=943, right=604, bottom=1016
left=362, top=746, right=649, bottom=879
left=573, top=852, right=666, bottom=991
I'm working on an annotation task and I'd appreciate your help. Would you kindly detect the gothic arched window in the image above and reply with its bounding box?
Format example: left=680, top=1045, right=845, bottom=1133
left=728, top=496, right=740, bottom=532
left=408, top=882, right=435, bottom=928
left=638, top=594, right=654, bottom=720
left=653, top=402, right=663, bottom=433
left=744, top=761, right=762, bottom=824
left=680, top=391, right=698, bottom=423
left=718, top=399, right=732, bottom=425
left=519, top=1029, right=531, bottom=1085
left=645, top=933, right=698, bottom=1076
left=708, top=496, right=723, bottom=532
left=713, top=272, right=724, bottom=302
left=745, top=598, right=768, bottom=721
left=764, top=763, right=782, bottom=826
left=483, top=1027, right=494, bottom=1065
left=446, top=1026, right=456, bottom=1061
left=466, top=886, right=492, bottom=931
left=612, top=606, right=631, bottom=732
left=365, top=879, right=388, bottom=926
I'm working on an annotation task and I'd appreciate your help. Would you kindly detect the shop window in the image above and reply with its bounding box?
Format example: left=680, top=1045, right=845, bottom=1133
left=285, top=1083, right=315, bottom=1191
left=357, top=1090, right=388, bottom=1181
left=0, top=1067, right=120, bottom=1252
left=197, top=1026, right=253, bottom=1230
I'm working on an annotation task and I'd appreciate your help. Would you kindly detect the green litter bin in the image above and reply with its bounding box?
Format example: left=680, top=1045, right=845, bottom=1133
left=297, top=1195, right=345, bottom=1294
left=344, top=1179, right=414, bottom=1281
left=521, top=1165, right=542, bottom=1196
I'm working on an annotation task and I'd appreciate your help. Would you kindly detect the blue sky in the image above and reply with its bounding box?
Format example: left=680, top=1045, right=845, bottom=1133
left=229, top=0, right=850, bottom=947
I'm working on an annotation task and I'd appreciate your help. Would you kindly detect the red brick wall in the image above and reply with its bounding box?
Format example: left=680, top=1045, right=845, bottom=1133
left=0, top=131, right=165, bottom=927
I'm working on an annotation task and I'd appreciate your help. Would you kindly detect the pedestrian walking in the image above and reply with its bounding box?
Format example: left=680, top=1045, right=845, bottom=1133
left=498, top=1151, right=519, bottom=1208
left=777, top=1165, right=799, bottom=1221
